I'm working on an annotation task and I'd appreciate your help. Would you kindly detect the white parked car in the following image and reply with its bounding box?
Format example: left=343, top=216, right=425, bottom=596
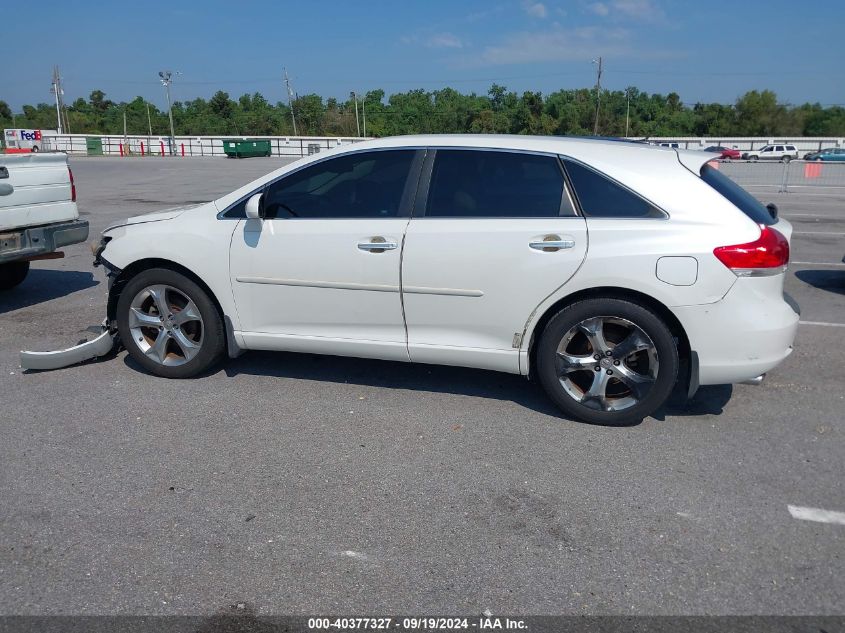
left=91, top=136, right=798, bottom=425
left=742, top=144, right=799, bottom=162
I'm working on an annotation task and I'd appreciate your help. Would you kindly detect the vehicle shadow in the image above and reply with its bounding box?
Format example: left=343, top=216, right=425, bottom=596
left=216, top=351, right=733, bottom=424
left=794, top=269, right=845, bottom=296
left=0, top=269, right=99, bottom=315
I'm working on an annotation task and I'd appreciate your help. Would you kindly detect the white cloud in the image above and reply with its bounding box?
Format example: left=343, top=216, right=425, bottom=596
left=522, top=1, right=548, bottom=18
left=587, top=2, right=609, bottom=16
left=426, top=32, right=464, bottom=49
left=476, top=26, right=630, bottom=65
left=458, top=24, right=679, bottom=66
left=587, top=0, right=665, bottom=22
left=401, top=32, right=465, bottom=49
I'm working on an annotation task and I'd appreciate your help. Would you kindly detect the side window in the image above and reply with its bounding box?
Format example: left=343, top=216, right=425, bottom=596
left=425, top=150, right=569, bottom=218
left=762, top=146, right=773, bottom=153
left=262, top=150, right=416, bottom=219
left=561, top=158, right=663, bottom=219
left=775, top=145, right=785, bottom=152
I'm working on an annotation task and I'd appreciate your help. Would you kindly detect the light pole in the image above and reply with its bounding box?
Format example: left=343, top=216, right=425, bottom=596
left=591, top=56, right=603, bottom=136
left=159, top=71, right=177, bottom=155
left=351, top=91, right=361, bottom=137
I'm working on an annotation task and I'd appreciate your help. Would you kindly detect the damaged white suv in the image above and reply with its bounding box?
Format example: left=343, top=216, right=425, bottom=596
left=87, top=135, right=798, bottom=425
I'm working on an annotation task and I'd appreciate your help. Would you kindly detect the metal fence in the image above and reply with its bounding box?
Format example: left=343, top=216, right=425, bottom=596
left=715, top=160, right=845, bottom=192
left=639, top=137, right=844, bottom=152
left=42, top=134, right=367, bottom=158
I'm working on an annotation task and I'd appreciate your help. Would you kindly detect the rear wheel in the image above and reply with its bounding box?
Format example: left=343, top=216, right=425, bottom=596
left=0, top=261, right=30, bottom=290
left=781, top=155, right=791, bottom=163
left=536, top=298, right=679, bottom=425
left=116, top=268, right=225, bottom=378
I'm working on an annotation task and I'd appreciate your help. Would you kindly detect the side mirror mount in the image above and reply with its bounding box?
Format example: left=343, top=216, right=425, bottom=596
left=245, top=193, right=263, bottom=220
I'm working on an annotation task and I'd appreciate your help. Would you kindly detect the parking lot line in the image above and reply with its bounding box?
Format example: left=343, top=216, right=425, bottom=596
left=793, top=231, right=845, bottom=236
left=790, top=261, right=845, bottom=266
left=799, top=321, right=845, bottom=328
left=788, top=505, right=845, bottom=526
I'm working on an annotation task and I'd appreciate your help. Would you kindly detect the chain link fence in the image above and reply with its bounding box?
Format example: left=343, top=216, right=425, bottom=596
left=713, top=160, right=845, bottom=192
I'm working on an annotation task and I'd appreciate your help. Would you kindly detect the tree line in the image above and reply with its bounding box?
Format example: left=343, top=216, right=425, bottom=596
left=2, top=86, right=843, bottom=139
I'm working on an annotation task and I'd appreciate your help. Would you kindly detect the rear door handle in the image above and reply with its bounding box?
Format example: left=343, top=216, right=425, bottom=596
left=358, top=237, right=398, bottom=252
left=529, top=236, right=575, bottom=252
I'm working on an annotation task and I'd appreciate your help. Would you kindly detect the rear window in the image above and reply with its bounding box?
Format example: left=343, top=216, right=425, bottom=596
left=700, top=163, right=774, bottom=226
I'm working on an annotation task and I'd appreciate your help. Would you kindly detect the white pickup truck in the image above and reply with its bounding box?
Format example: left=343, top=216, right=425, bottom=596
left=0, top=153, right=89, bottom=289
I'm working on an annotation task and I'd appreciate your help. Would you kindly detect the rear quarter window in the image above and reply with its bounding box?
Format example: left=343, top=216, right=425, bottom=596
left=700, top=163, right=774, bottom=226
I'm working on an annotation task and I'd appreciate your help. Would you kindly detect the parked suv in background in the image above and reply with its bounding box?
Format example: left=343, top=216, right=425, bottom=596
left=93, top=136, right=798, bottom=425
left=742, top=144, right=799, bottom=162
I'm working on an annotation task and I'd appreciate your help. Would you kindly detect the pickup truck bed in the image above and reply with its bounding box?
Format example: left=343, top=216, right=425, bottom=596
left=0, top=152, right=88, bottom=289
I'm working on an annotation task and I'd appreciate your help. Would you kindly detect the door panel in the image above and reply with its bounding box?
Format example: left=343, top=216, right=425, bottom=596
left=402, top=218, right=587, bottom=372
left=401, top=149, right=588, bottom=373
left=231, top=218, right=408, bottom=341
left=228, top=149, right=421, bottom=361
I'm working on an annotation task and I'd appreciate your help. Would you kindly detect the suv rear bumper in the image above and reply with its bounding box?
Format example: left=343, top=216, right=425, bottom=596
left=673, top=276, right=799, bottom=385
left=0, top=219, right=89, bottom=264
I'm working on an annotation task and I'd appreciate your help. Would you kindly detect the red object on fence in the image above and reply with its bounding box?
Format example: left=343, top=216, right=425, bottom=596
left=181, top=143, right=185, bottom=157
left=804, top=163, right=822, bottom=179
left=160, top=141, right=165, bottom=156
left=140, top=142, right=145, bottom=156
left=119, top=143, right=124, bottom=157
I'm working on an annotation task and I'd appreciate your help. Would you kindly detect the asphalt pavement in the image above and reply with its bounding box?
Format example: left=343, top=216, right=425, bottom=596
left=0, top=157, right=843, bottom=616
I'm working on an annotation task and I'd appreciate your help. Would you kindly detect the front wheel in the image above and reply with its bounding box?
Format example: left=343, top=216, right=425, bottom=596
left=536, top=298, right=679, bottom=425
left=116, top=268, right=225, bottom=378
left=781, top=156, right=791, bottom=163
left=0, top=261, right=30, bottom=290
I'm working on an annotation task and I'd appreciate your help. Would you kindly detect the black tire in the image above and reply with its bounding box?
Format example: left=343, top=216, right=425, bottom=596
left=536, top=298, right=679, bottom=426
left=31, top=145, right=39, bottom=153
left=116, top=268, right=225, bottom=378
left=750, top=156, right=758, bottom=161
left=781, top=156, right=791, bottom=163
left=0, top=261, right=30, bottom=290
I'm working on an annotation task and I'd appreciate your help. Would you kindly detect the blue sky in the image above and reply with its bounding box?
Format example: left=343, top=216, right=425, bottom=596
left=2, top=0, right=843, bottom=111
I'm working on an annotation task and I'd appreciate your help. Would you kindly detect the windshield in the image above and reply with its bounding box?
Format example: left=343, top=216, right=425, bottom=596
left=700, top=164, right=775, bottom=226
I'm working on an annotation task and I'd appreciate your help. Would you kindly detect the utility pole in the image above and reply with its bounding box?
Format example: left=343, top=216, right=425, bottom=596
left=625, top=88, right=631, bottom=138
left=123, top=109, right=128, bottom=154
left=284, top=67, right=298, bottom=136
left=146, top=102, right=153, bottom=136
left=362, top=93, right=366, bottom=137
left=592, top=56, right=603, bottom=136
left=51, top=66, right=63, bottom=134
left=158, top=70, right=177, bottom=155
left=351, top=91, right=360, bottom=137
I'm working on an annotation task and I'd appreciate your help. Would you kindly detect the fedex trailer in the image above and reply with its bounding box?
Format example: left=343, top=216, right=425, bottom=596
left=3, top=129, right=48, bottom=153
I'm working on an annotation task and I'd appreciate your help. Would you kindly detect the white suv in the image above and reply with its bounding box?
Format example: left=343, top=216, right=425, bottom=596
left=92, top=136, right=799, bottom=425
left=743, top=144, right=799, bottom=162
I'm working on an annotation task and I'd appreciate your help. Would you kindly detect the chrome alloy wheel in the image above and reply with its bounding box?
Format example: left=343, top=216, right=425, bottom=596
left=128, top=284, right=204, bottom=366
left=555, top=316, right=659, bottom=412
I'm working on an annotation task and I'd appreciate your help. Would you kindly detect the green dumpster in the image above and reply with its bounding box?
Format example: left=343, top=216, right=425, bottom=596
left=86, top=137, right=104, bottom=156
left=223, top=139, right=272, bottom=158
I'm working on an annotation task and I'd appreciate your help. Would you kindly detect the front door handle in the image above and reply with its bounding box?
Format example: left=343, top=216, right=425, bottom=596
left=358, top=237, right=398, bottom=253
left=529, top=235, right=575, bottom=252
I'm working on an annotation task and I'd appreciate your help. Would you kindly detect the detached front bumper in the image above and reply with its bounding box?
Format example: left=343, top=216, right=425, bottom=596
left=20, top=319, right=117, bottom=371
left=0, top=219, right=89, bottom=264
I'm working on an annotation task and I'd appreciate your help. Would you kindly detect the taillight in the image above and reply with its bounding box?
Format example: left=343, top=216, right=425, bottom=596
left=713, top=225, right=789, bottom=276
left=68, top=166, right=76, bottom=202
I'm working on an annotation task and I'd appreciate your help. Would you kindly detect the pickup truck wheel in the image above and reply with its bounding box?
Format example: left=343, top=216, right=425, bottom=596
left=0, top=261, right=30, bottom=290
left=536, top=298, right=679, bottom=426
left=116, top=268, right=225, bottom=378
